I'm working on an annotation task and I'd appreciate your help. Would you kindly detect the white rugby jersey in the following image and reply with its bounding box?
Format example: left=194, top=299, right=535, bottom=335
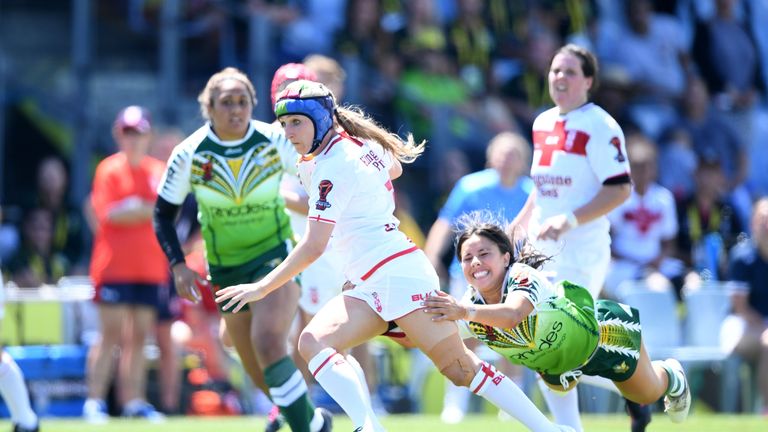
left=529, top=103, right=630, bottom=251
left=298, top=132, right=416, bottom=284
left=608, top=183, right=678, bottom=264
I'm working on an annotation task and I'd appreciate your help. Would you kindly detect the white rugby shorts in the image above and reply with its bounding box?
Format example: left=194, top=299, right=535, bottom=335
left=343, top=250, right=440, bottom=322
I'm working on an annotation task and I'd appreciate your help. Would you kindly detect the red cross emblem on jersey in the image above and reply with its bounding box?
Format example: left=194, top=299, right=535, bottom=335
left=623, top=205, right=662, bottom=234
left=532, top=120, right=589, bottom=166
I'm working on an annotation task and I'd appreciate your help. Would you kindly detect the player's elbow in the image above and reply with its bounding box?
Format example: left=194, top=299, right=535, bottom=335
left=617, top=183, right=631, bottom=200
left=302, top=239, right=327, bottom=261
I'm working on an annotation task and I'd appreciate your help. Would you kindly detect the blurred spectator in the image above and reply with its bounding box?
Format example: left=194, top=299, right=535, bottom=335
left=333, top=0, right=401, bottom=128
left=84, top=106, right=168, bottom=423
left=680, top=70, right=747, bottom=191
left=599, top=0, right=690, bottom=138
left=722, top=196, right=768, bottom=415
left=5, top=207, right=69, bottom=287
left=656, top=129, right=697, bottom=202
left=502, top=28, right=559, bottom=133
left=32, top=156, right=88, bottom=273
left=396, top=33, right=468, bottom=141
left=692, top=0, right=763, bottom=151
left=445, top=0, right=495, bottom=94
left=428, top=148, right=472, bottom=221
left=273, top=0, right=346, bottom=59
left=675, top=155, right=745, bottom=284
left=303, top=54, right=347, bottom=101
left=673, top=76, right=752, bottom=228
left=607, top=0, right=690, bottom=102
left=605, top=134, right=682, bottom=298
left=334, top=0, right=392, bottom=64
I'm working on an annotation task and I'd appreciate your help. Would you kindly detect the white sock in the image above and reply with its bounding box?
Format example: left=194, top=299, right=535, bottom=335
left=471, top=362, right=557, bottom=432
left=537, top=377, right=583, bottom=432
left=346, top=354, right=372, bottom=406
left=442, top=379, right=470, bottom=414
left=578, top=374, right=620, bottom=394
left=309, top=408, right=325, bottom=432
left=407, top=350, right=433, bottom=409
left=0, top=352, right=38, bottom=429
left=308, top=348, right=380, bottom=431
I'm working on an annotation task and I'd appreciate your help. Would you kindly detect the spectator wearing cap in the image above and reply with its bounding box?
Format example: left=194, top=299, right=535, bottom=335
left=83, top=106, right=168, bottom=423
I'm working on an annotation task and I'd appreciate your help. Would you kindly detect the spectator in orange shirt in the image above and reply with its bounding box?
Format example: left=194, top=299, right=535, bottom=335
left=83, top=106, right=168, bottom=423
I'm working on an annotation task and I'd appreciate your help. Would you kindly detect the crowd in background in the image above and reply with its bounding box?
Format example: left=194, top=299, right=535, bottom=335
left=1, top=0, right=768, bottom=419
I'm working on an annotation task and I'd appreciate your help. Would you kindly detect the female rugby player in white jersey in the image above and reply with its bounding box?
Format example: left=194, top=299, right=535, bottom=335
left=217, top=80, right=574, bottom=432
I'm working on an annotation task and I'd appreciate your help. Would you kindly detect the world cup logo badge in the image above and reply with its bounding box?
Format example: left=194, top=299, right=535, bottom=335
left=315, top=179, right=333, bottom=210
left=201, top=160, right=213, bottom=182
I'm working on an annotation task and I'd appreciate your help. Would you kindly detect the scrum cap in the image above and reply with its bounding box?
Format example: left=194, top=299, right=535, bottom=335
left=270, top=63, right=318, bottom=106
left=274, top=80, right=335, bottom=154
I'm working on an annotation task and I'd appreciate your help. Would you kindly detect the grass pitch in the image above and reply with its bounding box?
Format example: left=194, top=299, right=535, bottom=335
left=24, top=413, right=766, bottom=432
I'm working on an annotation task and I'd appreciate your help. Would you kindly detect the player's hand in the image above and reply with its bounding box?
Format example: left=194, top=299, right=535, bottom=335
left=537, top=213, right=573, bottom=241
left=422, top=290, right=465, bottom=322
left=215, top=282, right=269, bottom=313
left=172, top=263, right=205, bottom=303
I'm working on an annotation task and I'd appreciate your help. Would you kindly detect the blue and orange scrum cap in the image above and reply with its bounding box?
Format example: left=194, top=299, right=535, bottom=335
left=274, top=80, right=335, bottom=153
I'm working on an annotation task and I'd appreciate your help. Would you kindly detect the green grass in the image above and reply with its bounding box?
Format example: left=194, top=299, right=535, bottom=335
left=28, top=413, right=766, bottom=432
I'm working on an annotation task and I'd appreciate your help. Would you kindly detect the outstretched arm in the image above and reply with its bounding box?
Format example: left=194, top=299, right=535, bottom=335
left=422, top=290, right=533, bottom=329
left=216, top=220, right=334, bottom=312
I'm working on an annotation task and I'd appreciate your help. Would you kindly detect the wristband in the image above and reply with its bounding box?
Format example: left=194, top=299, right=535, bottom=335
left=565, top=211, right=579, bottom=228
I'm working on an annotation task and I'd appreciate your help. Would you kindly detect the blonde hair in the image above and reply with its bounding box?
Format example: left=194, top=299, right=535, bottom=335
left=303, top=54, right=347, bottom=83
left=335, top=106, right=425, bottom=163
left=197, top=67, right=256, bottom=120
left=485, top=131, right=531, bottom=168
left=625, top=133, right=657, bottom=164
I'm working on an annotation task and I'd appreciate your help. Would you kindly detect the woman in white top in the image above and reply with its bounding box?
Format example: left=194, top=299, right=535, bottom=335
left=513, top=43, right=640, bottom=432
left=217, top=80, right=573, bottom=432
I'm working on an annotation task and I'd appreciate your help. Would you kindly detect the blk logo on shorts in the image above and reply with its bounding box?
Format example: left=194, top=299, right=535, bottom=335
left=411, top=292, right=434, bottom=302
left=315, top=179, right=333, bottom=210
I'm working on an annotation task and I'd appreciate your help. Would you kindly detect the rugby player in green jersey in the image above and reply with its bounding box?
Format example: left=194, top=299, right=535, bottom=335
left=423, top=211, right=691, bottom=426
left=154, top=67, right=331, bottom=432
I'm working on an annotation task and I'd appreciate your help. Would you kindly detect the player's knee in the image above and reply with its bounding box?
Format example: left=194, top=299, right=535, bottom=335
left=251, top=331, right=288, bottom=363
left=440, top=357, right=476, bottom=387
left=297, top=329, right=325, bottom=362
left=426, top=335, right=480, bottom=387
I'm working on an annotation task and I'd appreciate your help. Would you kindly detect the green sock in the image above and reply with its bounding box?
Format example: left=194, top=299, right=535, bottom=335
left=264, top=356, right=315, bottom=432
left=661, top=362, right=684, bottom=397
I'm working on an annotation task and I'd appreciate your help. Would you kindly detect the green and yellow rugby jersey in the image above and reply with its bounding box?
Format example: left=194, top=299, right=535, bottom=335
left=458, top=263, right=600, bottom=377
left=157, top=120, right=297, bottom=267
